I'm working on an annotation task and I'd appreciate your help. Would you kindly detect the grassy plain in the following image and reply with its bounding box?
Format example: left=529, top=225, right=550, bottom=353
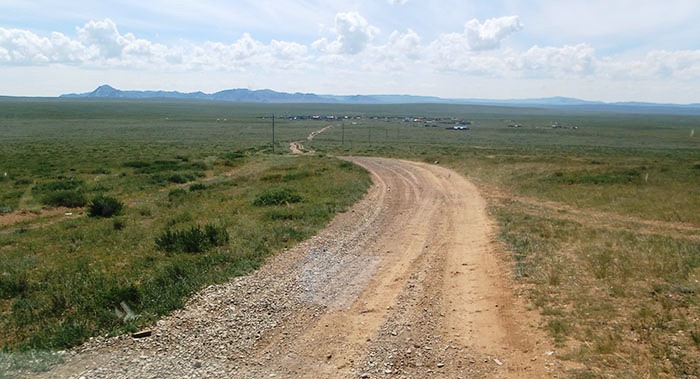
left=1, top=99, right=700, bottom=377
left=0, top=99, right=371, bottom=356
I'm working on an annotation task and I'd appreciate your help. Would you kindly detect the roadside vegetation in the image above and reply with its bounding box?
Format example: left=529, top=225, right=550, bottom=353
left=311, top=106, right=700, bottom=378
left=1, top=99, right=699, bottom=377
left=0, top=100, right=371, bottom=357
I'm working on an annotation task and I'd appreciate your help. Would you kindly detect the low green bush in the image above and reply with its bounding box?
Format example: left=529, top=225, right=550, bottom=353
left=155, top=224, right=229, bottom=254
left=34, top=179, right=83, bottom=193
left=224, top=152, right=244, bottom=160
left=0, top=272, right=29, bottom=299
left=112, top=218, right=126, bottom=231
left=168, top=174, right=190, bottom=184
left=41, top=190, right=87, bottom=208
left=548, top=169, right=642, bottom=185
left=189, top=183, right=207, bottom=192
left=87, top=195, right=124, bottom=218
left=123, top=160, right=151, bottom=168
left=150, top=171, right=204, bottom=185
left=253, top=188, right=303, bottom=206
left=90, top=168, right=110, bottom=175
left=168, top=188, right=187, bottom=203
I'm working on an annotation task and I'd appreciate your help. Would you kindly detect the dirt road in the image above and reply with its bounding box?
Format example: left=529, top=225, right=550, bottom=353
left=289, top=125, right=333, bottom=154
left=35, top=157, right=557, bottom=378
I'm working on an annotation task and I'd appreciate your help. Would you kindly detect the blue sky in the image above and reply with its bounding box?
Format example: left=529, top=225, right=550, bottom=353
left=1, top=0, right=700, bottom=102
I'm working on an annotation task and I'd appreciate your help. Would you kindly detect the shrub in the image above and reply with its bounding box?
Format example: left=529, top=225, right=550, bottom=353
left=168, top=174, right=190, bottom=184
left=140, top=161, right=181, bottom=174
left=225, top=151, right=245, bottom=160
left=99, top=283, right=141, bottom=308
left=41, top=190, right=87, bottom=208
left=123, top=160, right=151, bottom=168
left=548, top=169, right=642, bottom=185
left=155, top=224, right=229, bottom=254
left=0, top=272, right=29, bottom=299
left=223, top=150, right=251, bottom=166
left=154, top=172, right=203, bottom=184
left=90, top=168, right=110, bottom=175
left=154, top=229, right=180, bottom=253
left=266, top=209, right=302, bottom=220
left=168, top=188, right=187, bottom=203
left=283, top=171, right=312, bottom=182
left=204, top=224, right=229, bottom=246
left=112, top=218, right=126, bottom=231
left=189, top=162, right=208, bottom=170
left=179, top=227, right=210, bottom=254
left=189, top=183, right=207, bottom=192
left=34, top=179, right=83, bottom=193
left=87, top=196, right=124, bottom=218
left=338, top=161, right=355, bottom=170
left=253, top=188, right=303, bottom=206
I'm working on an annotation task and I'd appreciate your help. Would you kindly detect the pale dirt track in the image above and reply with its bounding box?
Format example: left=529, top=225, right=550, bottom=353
left=289, top=125, right=333, bottom=154
left=34, top=157, right=558, bottom=379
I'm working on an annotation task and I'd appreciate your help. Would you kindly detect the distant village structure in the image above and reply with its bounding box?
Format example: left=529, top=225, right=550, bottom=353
left=283, top=114, right=472, bottom=129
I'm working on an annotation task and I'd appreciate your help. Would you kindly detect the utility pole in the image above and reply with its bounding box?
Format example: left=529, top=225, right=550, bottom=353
left=271, top=113, right=275, bottom=153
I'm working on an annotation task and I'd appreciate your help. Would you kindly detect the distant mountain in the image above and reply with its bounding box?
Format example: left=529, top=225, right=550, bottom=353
left=59, top=85, right=700, bottom=114
left=62, top=85, right=329, bottom=103
left=61, top=85, right=444, bottom=104
left=464, top=96, right=604, bottom=106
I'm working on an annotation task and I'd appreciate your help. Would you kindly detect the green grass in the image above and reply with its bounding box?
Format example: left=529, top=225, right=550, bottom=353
left=0, top=100, right=374, bottom=361
left=0, top=155, right=370, bottom=353
left=2, top=98, right=700, bottom=377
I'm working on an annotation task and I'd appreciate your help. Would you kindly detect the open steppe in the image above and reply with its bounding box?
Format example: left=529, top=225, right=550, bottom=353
left=1, top=100, right=699, bottom=377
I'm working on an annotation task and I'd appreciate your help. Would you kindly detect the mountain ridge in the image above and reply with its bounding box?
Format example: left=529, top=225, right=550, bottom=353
left=58, top=85, right=700, bottom=114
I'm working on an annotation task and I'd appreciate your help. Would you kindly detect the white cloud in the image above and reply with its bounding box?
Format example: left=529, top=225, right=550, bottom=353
left=362, top=29, right=421, bottom=71
left=77, top=19, right=125, bottom=58
left=312, top=11, right=379, bottom=55
left=189, top=34, right=264, bottom=70
left=517, top=43, right=597, bottom=76
left=426, top=15, right=523, bottom=67
left=600, top=49, right=700, bottom=80
left=0, top=27, right=87, bottom=64
left=75, top=18, right=175, bottom=67
left=2, top=14, right=700, bottom=102
left=186, top=33, right=311, bottom=72
left=646, top=50, right=700, bottom=79
left=464, top=16, right=523, bottom=51
left=387, top=29, right=420, bottom=57
left=1, top=20, right=312, bottom=72
left=388, top=0, right=408, bottom=4
left=428, top=32, right=471, bottom=70
left=270, top=39, right=308, bottom=59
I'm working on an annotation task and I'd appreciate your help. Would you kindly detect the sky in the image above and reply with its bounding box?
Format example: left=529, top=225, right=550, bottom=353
left=1, top=0, right=700, bottom=103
